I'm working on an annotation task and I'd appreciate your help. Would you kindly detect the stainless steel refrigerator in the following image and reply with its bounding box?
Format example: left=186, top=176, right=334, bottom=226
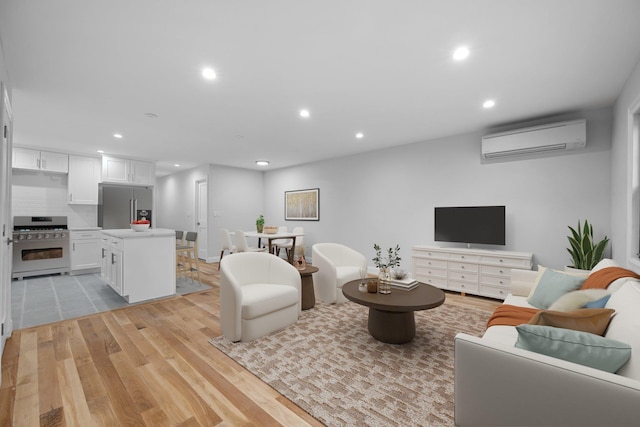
left=98, top=184, right=153, bottom=229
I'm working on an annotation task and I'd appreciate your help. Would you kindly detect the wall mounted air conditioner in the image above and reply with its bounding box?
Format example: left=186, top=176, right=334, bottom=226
left=481, top=119, right=586, bottom=159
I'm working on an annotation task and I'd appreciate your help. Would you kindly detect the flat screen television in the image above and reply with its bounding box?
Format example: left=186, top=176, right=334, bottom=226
left=434, top=206, right=506, bottom=246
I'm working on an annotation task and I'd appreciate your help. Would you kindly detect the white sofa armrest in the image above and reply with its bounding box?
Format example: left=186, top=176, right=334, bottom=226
left=454, top=333, right=640, bottom=426
left=510, top=268, right=538, bottom=297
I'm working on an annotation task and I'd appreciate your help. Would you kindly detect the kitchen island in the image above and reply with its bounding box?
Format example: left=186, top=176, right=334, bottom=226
left=101, top=228, right=175, bottom=303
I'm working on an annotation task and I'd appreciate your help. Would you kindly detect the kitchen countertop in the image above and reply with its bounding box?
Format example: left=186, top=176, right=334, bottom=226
left=69, top=227, right=102, bottom=231
left=101, top=228, right=175, bottom=238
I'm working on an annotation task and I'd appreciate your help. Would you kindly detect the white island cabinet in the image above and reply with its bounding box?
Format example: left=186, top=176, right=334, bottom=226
left=101, top=228, right=175, bottom=303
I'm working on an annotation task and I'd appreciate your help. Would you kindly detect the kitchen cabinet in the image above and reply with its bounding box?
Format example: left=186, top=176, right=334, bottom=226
left=101, top=155, right=155, bottom=185
left=101, top=234, right=124, bottom=295
left=100, top=229, right=175, bottom=303
left=70, top=230, right=101, bottom=274
left=68, top=155, right=101, bottom=204
left=12, top=147, right=68, bottom=173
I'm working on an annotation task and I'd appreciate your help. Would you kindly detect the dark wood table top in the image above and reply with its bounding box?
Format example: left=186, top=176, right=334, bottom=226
left=298, top=265, right=319, bottom=276
left=342, top=280, right=446, bottom=313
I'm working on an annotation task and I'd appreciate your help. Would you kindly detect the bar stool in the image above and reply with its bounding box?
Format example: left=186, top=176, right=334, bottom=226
left=176, top=231, right=201, bottom=282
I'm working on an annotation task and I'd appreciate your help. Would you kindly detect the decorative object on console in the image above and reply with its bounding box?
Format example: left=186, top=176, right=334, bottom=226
left=392, top=268, right=407, bottom=280
left=566, top=219, right=609, bottom=270
left=256, top=214, right=264, bottom=233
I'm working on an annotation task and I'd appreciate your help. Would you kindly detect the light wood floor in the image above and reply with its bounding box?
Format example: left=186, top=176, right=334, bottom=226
left=0, top=261, right=500, bottom=426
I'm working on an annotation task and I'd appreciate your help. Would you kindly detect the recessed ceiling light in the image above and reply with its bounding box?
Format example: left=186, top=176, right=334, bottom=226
left=256, top=160, right=270, bottom=166
left=174, top=164, right=180, bottom=167
left=355, top=132, right=364, bottom=139
left=97, top=150, right=104, bottom=154
left=145, top=112, right=158, bottom=119
left=483, top=99, right=496, bottom=109
left=113, top=133, right=123, bottom=139
left=453, top=46, right=470, bottom=61
left=202, top=67, right=217, bottom=80
left=299, top=109, right=310, bottom=118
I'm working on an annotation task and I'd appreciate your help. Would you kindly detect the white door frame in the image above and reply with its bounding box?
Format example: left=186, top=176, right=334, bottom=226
left=195, top=178, right=208, bottom=261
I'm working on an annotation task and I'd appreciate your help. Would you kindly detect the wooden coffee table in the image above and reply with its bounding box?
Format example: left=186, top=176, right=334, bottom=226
left=342, top=280, right=445, bottom=344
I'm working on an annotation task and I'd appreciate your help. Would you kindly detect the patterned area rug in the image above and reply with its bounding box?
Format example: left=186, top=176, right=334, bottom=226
left=210, top=299, right=492, bottom=426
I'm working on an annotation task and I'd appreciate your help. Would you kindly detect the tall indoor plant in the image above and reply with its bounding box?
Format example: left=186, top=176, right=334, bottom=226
left=566, top=219, right=609, bottom=271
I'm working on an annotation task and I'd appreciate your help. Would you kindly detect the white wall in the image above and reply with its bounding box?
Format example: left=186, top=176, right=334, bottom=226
left=11, top=171, right=97, bottom=228
left=156, top=163, right=263, bottom=262
left=264, top=108, right=613, bottom=271
left=611, top=58, right=640, bottom=270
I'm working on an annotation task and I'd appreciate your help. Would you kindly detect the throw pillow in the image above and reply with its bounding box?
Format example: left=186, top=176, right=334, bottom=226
left=515, top=325, right=631, bottom=373
left=527, top=308, right=615, bottom=336
left=584, top=294, right=612, bottom=308
left=527, top=268, right=587, bottom=309
left=548, top=289, right=611, bottom=311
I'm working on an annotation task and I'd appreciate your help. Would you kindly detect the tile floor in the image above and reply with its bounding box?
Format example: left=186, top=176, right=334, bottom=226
left=11, top=273, right=210, bottom=329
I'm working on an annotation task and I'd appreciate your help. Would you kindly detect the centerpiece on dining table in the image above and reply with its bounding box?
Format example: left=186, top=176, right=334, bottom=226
left=263, top=226, right=278, bottom=234
left=372, top=243, right=401, bottom=294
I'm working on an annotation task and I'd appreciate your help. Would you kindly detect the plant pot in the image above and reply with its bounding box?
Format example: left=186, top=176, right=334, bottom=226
left=257, top=224, right=263, bottom=233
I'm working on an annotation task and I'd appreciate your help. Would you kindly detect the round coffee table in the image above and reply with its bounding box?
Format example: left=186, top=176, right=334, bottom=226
left=342, top=280, right=445, bottom=344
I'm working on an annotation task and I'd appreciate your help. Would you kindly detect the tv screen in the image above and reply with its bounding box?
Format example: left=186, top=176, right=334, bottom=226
left=434, top=206, right=505, bottom=246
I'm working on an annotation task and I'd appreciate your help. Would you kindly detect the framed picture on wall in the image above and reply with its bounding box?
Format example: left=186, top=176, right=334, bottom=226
left=285, top=188, right=320, bottom=221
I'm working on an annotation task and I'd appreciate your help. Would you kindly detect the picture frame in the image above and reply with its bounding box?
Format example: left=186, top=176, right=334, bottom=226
left=285, top=188, right=319, bottom=221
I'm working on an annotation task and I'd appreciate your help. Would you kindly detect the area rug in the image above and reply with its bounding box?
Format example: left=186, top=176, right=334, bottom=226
left=210, top=299, right=492, bottom=426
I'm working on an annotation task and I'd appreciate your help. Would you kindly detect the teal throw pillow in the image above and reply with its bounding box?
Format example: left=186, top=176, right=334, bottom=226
left=528, top=269, right=586, bottom=309
left=583, top=294, right=612, bottom=308
left=515, top=324, right=631, bottom=373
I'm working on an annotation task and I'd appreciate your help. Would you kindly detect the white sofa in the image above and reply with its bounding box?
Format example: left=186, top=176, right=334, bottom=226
left=454, top=259, right=640, bottom=426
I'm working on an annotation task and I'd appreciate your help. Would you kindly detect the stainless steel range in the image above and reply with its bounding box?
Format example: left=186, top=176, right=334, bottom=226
left=12, top=216, right=70, bottom=279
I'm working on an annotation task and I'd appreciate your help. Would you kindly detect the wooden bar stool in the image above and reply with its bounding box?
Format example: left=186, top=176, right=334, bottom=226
left=176, top=231, right=201, bottom=283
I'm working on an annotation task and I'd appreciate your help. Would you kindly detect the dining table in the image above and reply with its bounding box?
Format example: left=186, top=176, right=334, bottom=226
left=244, top=230, right=304, bottom=263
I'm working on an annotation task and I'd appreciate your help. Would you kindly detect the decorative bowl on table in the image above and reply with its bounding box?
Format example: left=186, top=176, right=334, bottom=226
left=130, top=223, right=150, bottom=232
left=263, top=226, right=278, bottom=234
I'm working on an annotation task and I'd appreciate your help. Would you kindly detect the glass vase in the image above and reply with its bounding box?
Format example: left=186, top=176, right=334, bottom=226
left=378, top=267, right=391, bottom=294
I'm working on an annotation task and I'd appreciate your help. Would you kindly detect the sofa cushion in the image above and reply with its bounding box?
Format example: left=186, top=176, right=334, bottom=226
left=584, top=294, right=612, bottom=308
left=605, top=281, right=640, bottom=381
left=515, top=325, right=631, bottom=373
left=527, top=308, right=615, bottom=336
left=241, top=284, right=298, bottom=319
left=548, top=289, right=611, bottom=311
left=527, top=268, right=586, bottom=309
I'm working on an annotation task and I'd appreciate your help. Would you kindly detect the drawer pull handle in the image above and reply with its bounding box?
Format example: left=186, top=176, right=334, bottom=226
left=499, top=270, right=504, bottom=274
left=499, top=281, right=504, bottom=284
left=461, top=266, right=465, bottom=269
left=461, top=275, right=465, bottom=279
left=499, top=259, right=504, bottom=263
left=461, top=255, right=465, bottom=259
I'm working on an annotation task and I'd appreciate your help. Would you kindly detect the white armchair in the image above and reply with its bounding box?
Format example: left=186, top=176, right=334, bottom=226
left=220, top=252, right=301, bottom=342
left=311, top=243, right=367, bottom=304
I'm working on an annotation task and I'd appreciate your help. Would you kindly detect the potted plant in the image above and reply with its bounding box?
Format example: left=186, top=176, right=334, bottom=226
left=373, top=244, right=401, bottom=294
left=256, top=214, right=264, bottom=233
left=566, top=219, right=609, bottom=272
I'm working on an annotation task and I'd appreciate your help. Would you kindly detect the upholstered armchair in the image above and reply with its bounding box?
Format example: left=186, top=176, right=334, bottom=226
left=220, top=252, right=301, bottom=342
left=311, top=243, right=367, bottom=304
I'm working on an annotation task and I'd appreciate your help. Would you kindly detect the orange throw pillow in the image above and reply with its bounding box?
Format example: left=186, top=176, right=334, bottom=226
left=528, top=308, right=615, bottom=336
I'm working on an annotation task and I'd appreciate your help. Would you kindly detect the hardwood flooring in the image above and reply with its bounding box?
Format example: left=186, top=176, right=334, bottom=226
left=1, top=261, right=500, bottom=426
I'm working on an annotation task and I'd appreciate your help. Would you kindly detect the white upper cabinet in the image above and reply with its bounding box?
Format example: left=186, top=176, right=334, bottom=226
left=101, top=155, right=155, bottom=186
left=68, top=155, right=101, bottom=204
left=12, top=147, right=68, bottom=173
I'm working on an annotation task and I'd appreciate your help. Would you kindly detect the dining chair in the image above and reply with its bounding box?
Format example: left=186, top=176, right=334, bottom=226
left=275, top=226, right=304, bottom=259
left=219, top=228, right=236, bottom=270
left=234, top=230, right=266, bottom=254
left=177, top=231, right=201, bottom=282
left=176, top=230, right=185, bottom=271
left=274, top=226, right=289, bottom=255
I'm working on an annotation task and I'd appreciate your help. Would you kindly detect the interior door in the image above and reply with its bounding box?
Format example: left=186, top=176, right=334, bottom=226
left=0, top=83, right=14, bottom=373
left=196, top=180, right=207, bottom=260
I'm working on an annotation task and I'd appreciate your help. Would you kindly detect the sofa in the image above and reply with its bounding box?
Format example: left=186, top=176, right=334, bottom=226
left=454, top=259, right=640, bottom=426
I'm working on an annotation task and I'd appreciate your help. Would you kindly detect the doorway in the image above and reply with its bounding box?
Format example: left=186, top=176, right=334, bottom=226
left=195, top=179, right=208, bottom=260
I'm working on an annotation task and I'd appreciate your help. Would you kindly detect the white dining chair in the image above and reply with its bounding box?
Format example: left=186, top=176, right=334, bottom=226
left=275, top=226, right=304, bottom=259
left=234, top=230, right=266, bottom=253
left=219, top=228, right=236, bottom=270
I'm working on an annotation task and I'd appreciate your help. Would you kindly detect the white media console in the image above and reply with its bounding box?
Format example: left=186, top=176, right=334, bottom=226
left=411, top=245, right=533, bottom=300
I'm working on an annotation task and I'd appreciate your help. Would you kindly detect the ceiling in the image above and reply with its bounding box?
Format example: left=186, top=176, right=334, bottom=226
left=1, top=1, right=640, bottom=176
